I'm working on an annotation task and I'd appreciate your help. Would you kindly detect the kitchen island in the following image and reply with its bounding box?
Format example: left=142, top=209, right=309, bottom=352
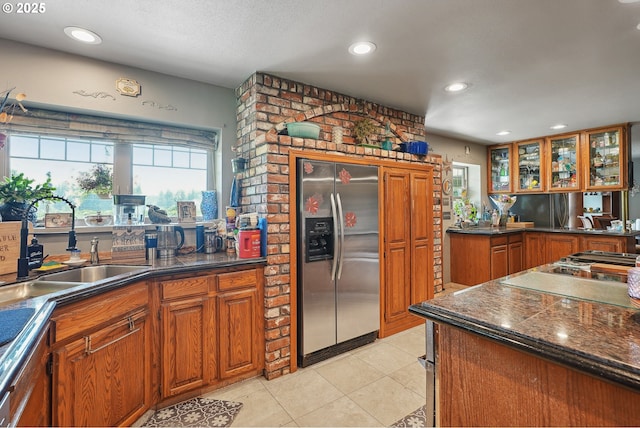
left=448, top=225, right=640, bottom=285
left=0, top=252, right=266, bottom=426
left=409, top=264, right=640, bottom=426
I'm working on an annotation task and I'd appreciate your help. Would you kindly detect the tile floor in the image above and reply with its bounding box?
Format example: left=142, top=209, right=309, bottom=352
left=136, top=283, right=468, bottom=427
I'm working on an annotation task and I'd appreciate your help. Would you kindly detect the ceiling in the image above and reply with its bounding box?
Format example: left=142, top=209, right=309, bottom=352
left=1, top=0, right=639, bottom=144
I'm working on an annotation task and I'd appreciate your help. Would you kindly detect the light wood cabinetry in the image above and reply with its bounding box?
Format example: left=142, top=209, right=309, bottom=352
left=488, top=123, right=629, bottom=194
left=583, top=125, right=628, bottom=191
left=381, top=167, right=434, bottom=336
left=11, top=324, right=50, bottom=427
left=437, top=323, right=640, bottom=426
left=488, top=145, right=513, bottom=194
left=160, top=275, right=212, bottom=397
left=450, top=233, right=523, bottom=286
left=547, top=132, right=581, bottom=192
left=513, top=139, right=545, bottom=193
left=50, top=282, right=151, bottom=427
left=158, top=266, right=264, bottom=399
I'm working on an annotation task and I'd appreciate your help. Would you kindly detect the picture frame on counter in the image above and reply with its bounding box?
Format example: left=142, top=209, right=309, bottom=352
left=45, top=213, right=73, bottom=228
left=177, top=201, right=196, bottom=223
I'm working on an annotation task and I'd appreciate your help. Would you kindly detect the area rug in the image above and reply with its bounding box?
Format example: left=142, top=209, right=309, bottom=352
left=389, top=405, right=427, bottom=428
left=142, top=397, right=243, bottom=427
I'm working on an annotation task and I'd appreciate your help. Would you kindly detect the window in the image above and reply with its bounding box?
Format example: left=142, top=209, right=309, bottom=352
left=132, top=144, right=208, bottom=217
left=2, top=109, right=218, bottom=225
left=452, top=165, right=468, bottom=199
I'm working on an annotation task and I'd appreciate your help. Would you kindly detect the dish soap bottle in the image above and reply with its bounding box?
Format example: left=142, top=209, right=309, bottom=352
left=28, top=236, right=44, bottom=268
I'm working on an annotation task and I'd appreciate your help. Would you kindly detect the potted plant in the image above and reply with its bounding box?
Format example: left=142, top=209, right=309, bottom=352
left=76, top=164, right=113, bottom=198
left=0, top=172, right=56, bottom=222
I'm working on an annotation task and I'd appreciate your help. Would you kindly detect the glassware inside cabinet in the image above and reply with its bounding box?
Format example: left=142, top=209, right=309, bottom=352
left=587, top=129, right=621, bottom=188
left=549, top=134, right=579, bottom=190
left=515, top=140, right=543, bottom=192
left=489, top=146, right=511, bottom=192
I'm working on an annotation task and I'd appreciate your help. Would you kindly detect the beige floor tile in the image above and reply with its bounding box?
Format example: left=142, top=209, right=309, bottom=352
left=352, top=341, right=417, bottom=374
left=388, top=360, right=428, bottom=398
left=203, top=377, right=266, bottom=401
left=384, top=329, right=426, bottom=357
left=228, top=387, right=294, bottom=427
left=314, top=354, right=385, bottom=394
left=348, top=376, right=426, bottom=426
left=262, top=369, right=344, bottom=419
left=294, top=396, right=383, bottom=427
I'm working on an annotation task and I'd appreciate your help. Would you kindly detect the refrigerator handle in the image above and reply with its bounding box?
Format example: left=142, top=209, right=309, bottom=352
left=330, top=193, right=339, bottom=281
left=336, top=192, right=345, bottom=280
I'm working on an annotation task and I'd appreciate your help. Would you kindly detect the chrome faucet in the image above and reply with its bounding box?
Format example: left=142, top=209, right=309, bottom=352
left=17, top=195, right=76, bottom=279
left=90, top=237, right=100, bottom=264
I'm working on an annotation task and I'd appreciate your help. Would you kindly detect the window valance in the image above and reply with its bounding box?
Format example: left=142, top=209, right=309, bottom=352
left=2, top=107, right=219, bottom=151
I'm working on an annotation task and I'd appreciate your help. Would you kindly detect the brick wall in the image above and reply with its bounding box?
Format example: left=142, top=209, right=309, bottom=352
left=235, top=72, right=442, bottom=380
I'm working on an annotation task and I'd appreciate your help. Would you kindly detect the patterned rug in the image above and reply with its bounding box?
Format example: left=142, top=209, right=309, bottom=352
left=389, top=405, right=427, bottom=428
left=142, top=397, right=243, bottom=427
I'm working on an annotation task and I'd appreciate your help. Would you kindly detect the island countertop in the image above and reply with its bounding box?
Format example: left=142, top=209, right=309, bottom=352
left=409, top=266, right=640, bottom=390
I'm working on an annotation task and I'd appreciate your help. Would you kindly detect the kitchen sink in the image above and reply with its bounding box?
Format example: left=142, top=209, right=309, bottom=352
left=0, top=281, right=82, bottom=307
left=38, top=264, right=149, bottom=283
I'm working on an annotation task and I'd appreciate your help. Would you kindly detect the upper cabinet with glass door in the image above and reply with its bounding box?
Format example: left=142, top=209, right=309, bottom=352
left=547, top=133, right=581, bottom=192
left=488, top=144, right=512, bottom=193
left=514, top=139, right=545, bottom=193
left=583, top=125, right=627, bottom=191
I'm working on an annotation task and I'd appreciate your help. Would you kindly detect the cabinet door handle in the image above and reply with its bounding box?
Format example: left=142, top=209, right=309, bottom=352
left=84, top=316, right=140, bottom=355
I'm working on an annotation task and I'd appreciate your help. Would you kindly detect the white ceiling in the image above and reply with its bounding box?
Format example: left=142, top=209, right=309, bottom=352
left=1, top=0, right=639, bottom=144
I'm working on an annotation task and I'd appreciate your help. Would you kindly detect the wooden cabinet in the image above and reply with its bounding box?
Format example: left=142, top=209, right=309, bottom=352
left=11, top=324, right=50, bottom=427
left=50, top=282, right=151, bottom=427
left=546, top=233, right=580, bottom=261
left=160, top=276, right=211, bottom=398
left=547, top=132, right=581, bottom=192
left=513, top=139, right=546, bottom=193
left=158, top=266, right=264, bottom=399
left=580, top=234, right=635, bottom=253
left=524, top=232, right=548, bottom=269
left=583, top=125, right=628, bottom=191
left=450, top=232, right=523, bottom=286
left=216, top=269, right=264, bottom=381
left=488, top=144, right=513, bottom=193
left=382, top=167, right=434, bottom=337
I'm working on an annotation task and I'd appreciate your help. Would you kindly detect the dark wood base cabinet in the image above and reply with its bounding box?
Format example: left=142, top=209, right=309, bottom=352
left=438, top=324, right=640, bottom=426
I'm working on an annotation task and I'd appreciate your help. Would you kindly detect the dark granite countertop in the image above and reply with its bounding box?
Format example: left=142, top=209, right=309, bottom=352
left=447, top=226, right=640, bottom=237
left=409, top=266, right=640, bottom=390
left=0, top=253, right=266, bottom=399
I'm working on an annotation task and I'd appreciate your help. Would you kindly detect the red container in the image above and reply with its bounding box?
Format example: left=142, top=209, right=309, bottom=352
left=238, top=229, right=261, bottom=258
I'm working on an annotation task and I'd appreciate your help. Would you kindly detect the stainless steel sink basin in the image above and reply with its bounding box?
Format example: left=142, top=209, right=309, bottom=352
left=0, top=281, right=81, bottom=307
left=38, top=264, right=149, bottom=283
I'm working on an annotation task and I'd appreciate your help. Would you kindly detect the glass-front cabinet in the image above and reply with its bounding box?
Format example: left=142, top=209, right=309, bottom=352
left=488, top=144, right=512, bottom=193
left=514, top=139, right=545, bottom=193
left=583, top=125, right=627, bottom=191
left=547, top=133, right=581, bottom=192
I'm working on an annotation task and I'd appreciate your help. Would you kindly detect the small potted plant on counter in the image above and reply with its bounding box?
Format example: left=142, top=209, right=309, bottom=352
left=76, top=164, right=113, bottom=199
left=0, top=172, right=56, bottom=222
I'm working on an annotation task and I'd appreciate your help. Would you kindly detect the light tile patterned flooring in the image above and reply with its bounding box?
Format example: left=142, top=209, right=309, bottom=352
left=136, top=283, right=468, bottom=427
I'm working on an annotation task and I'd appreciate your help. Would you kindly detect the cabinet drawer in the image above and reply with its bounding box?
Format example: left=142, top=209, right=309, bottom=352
left=491, top=236, right=508, bottom=246
left=161, top=276, right=209, bottom=300
left=217, top=269, right=257, bottom=292
left=51, top=282, right=148, bottom=344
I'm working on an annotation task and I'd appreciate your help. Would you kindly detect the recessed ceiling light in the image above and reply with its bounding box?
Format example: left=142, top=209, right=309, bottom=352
left=496, top=130, right=511, bottom=136
left=618, top=0, right=640, bottom=3
left=444, top=82, right=469, bottom=92
left=550, top=124, right=568, bottom=130
left=637, top=22, right=640, bottom=30
left=64, top=26, right=102, bottom=44
left=348, top=41, right=376, bottom=55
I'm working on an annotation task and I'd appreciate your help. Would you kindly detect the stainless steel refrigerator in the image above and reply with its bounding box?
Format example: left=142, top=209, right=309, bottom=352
left=297, top=159, right=379, bottom=367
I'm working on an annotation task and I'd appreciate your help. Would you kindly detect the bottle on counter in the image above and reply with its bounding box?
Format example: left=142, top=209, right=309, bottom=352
left=28, top=236, right=44, bottom=268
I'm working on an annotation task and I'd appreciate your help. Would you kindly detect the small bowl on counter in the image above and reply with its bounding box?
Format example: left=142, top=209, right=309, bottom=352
left=84, top=214, right=113, bottom=227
